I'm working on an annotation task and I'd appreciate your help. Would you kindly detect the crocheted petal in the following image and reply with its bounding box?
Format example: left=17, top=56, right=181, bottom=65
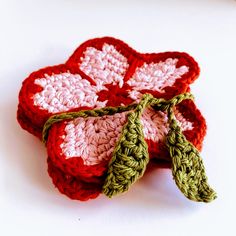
left=47, top=158, right=101, bottom=201
left=127, top=52, right=200, bottom=99
left=67, top=37, right=137, bottom=90
left=32, top=71, right=104, bottom=114
left=46, top=111, right=129, bottom=179
left=74, top=44, right=129, bottom=89
left=47, top=107, right=172, bottom=180
left=127, top=58, right=188, bottom=93
left=140, top=106, right=193, bottom=144
left=18, top=64, right=107, bottom=136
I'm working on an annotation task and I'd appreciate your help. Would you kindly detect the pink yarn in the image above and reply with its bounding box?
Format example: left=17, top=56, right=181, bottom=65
left=32, top=43, right=192, bottom=166
left=80, top=44, right=129, bottom=89
left=60, top=108, right=192, bottom=166
left=33, top=73, right=106, bottom=113
left=127, top=58, right=189, bottom=93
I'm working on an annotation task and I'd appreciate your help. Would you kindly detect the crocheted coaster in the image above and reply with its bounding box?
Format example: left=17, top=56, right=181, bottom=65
left=17, top=37, right=215, bottom=202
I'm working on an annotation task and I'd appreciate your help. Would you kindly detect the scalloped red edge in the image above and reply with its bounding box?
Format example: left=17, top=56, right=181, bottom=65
left=17, top=37, right=206, bottom=201
left=46, top=99, right=206, bottom=180
left=17, top=37, right=200, bottom=137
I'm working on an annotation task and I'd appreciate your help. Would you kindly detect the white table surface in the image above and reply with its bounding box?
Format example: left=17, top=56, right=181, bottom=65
left=1, top=0, right=236, bottom=235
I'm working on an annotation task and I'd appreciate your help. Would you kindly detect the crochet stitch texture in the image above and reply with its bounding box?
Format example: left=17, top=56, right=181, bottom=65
left=17, top=37, right=215, bottom=202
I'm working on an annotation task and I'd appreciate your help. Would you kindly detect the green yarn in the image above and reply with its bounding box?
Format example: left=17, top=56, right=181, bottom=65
left=102, top=93, right=201, bottom=198
left=42, top=103, right=137, bottom=143
left=166, top=108, right=217, bottom=202
left=102, top=94, right=152, bottom=197
left=42, top=92, right=216, bottom=202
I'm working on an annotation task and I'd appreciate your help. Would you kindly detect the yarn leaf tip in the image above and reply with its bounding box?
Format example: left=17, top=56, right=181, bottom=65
left=166, top=119, right=217, bottom=202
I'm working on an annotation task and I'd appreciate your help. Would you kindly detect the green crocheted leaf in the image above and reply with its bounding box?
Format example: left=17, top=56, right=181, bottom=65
left=102, top=111, right=149, bottom=198
left=166, top=125, right=217, bottom=202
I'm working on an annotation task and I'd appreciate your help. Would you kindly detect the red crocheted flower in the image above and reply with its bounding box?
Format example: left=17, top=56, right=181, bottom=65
left=17, top=37, right=206, bottom=201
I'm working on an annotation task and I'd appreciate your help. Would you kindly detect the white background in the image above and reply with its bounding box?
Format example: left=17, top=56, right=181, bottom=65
left=0, top=0, right=236, bottom=235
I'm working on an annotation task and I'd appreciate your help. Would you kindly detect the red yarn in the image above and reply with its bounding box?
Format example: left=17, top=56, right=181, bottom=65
left=18, top=37, right=200, bottom=138
left=47, top=158, right=102, bottom=201
left=46, top=99, right=206, bottom=181
left=17, top=36, right=206, bottom=201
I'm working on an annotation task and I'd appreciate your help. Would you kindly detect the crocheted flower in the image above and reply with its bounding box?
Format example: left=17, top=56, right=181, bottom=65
left=17, top=37, right=206, bottom=201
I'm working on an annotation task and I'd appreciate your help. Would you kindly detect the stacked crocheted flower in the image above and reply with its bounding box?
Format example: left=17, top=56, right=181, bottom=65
left=17, top=37, right=210, bottom=201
